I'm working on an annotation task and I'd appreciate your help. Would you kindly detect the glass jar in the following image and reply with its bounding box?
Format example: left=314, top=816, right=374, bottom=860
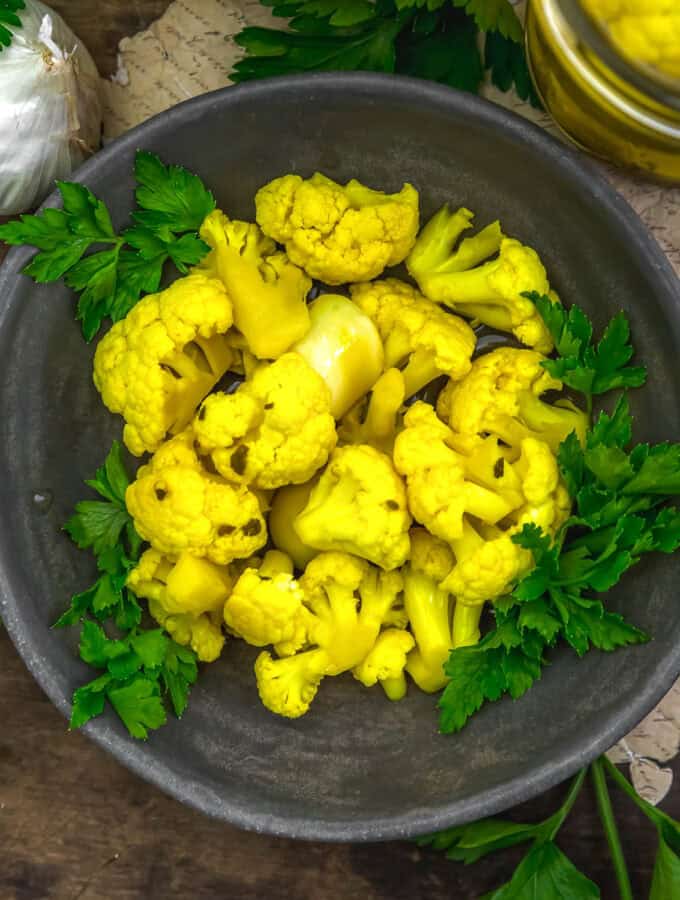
left=526, top=0, right=680, bottom=182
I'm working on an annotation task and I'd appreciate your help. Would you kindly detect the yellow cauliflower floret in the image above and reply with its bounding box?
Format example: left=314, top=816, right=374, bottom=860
left=224, top=551, right=310, bottom=656
left=149, top=596, right=225, bottom=663
left=294, top=444, right=411, bottom=571
left=192, top=352, right=337, bottom=490
left=255, top=173, right=419, bottom=284
left=254, top=552, right=405, bottom=718
left=350, top=278, right=476, bottom=397
left=198, top=210, right=311, bottom=359
left=127, top=548, right=233, bottom=662
left=443, top=525, right=530, bottom=607
left=441, top=436, right=568, bottom=605
left=407, top=204, right=554, bottom=352
left=581, top=0, right=680, bottom=78
left=337, top=368, right=405, bottom=455
left=438, top=346, right=588, bottom=452
left=353, top=629, right=415, bottom=701
left=393, top=402, right=518, bottom=545
left=93, top=272, right=234, bottom=456
left=125, top=430, right=267, bottom=565
left=127, top=548, right=235, bottom=614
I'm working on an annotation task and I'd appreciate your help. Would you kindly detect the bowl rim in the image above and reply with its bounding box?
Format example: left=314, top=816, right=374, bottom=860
left=2, top=71, right=680, bottom=842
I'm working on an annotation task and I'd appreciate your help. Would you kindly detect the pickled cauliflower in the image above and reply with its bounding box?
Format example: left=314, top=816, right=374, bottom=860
left=192, top=352, right=336, bottom=490
left=125, top=429, right=267, bottom=565
left=199, top=209, right=311, bottom=359
left=254, top=552, right=406, bottom=717
left=407, top=205, right=555, bottom=352
left=82, top=170, right=593, bottom=727
left=255, top=173, right=419, bottom=284
left=294, top=444, right=411, bottom=571
left=93, top=272, right=233, bottom=456
left=438, top=346, right=588, bottom=452
left=350, top=278, right=476, bottom=397
left=127, top=549, right=233, bottom=661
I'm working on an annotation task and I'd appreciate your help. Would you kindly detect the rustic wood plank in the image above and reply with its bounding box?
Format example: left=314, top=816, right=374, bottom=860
left=0, top=626, right=674, bottom=899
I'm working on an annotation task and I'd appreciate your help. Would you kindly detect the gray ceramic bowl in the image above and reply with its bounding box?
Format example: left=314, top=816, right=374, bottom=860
left=1, top=74, right=680, bottom=842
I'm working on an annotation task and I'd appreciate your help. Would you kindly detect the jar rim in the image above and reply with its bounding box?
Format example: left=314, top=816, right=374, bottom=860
left=558, top=0, right=680, bottom=112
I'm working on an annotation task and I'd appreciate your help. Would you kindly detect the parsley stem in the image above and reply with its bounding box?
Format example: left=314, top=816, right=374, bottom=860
left=546, top=767, right=587, bottom=840
left=602, top=756, right=658, bottom=820
left=592, top=757, right=633, bottom=900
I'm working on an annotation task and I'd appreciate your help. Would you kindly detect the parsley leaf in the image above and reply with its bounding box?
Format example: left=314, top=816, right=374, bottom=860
left=526, top=292, right=647, bottom=398
left=0, top=1, right=25, bottom=51
left=57, top=443, right=199, bottom=739
left=233, top=0, right=532, bottom=102
left=484, top=31, right=541, bottom=106
left=108, top=677, right=167, bottom=740
left=0, top=152, right=214, bottom=340
left=486, top=840, right=600, bottom=899
left=133, top=151, right=215, bottom=234
left=451, top=0, right=522, bottom=42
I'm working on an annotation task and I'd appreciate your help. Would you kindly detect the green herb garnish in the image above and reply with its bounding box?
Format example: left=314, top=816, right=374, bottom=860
left=0, top=0, right=24, bottom=50
left=233, top=0, right=539, bottom=105
left=438, top=295, right=680, bottom=735
left=55, top=442, right=198, bottom=738
left=0, top=151, right=215, bottom=340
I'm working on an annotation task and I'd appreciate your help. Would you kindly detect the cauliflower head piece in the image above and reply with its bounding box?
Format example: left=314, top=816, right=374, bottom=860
left=438, top=346, right=588, bottom=452
left=255, top=172, right=419, bottom=285
left=268, top=479, right=319, bottom=570
left=127, top=548, right=231, bottom=661
left=393, top=402, right=520, bottom=545
left=442, top=436, right=571, bottom=606
left=125, top=429, right=267, bottom=565
left=294, top=444, right=411, bottom=571
left=192, top=352, right=337, bottom=490
left=350, top=278, right=476, bottom=397
left=254, top=552, right=405, bottom=717
left=407, top=205, right=555, bottom=352
left=337, top=368, right=406, bottom=455
left=353, top=629, right=415, bottom=701
left=224, top=550, right=310, bottom=657
left=293, top=293, right=384, bottom=418
left=93, top=272, right=234, bottom=456
left=199, top=209, right=311, bottom=359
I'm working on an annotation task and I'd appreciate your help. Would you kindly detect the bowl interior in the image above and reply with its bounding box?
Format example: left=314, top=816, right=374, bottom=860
left=1, top=74, right=680, bottom=841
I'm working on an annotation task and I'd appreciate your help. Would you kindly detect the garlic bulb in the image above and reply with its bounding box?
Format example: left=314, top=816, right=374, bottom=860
left=0, top=1, right=102, bottom=215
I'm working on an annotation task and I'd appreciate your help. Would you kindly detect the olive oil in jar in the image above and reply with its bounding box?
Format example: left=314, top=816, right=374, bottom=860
left=526, top=0, right=680, bottom=181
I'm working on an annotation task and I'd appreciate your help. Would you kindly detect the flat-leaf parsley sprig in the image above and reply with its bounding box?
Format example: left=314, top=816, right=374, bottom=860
left=233, top=0, right=540, bottom=105
left=439, top=294, right=680, bottom=735
left=422, top=754, right=680, bottom=898
left=0, top=151, right=215, bottom=340
left=55, top=442, right=198, bottom=739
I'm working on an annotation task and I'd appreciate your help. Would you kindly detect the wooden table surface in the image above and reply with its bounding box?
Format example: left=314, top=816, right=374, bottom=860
left=2, top=3, right=680, bottom=898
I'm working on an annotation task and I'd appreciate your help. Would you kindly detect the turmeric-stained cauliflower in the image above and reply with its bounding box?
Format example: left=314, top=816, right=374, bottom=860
left=93, top=272, right=233, bottom=456
left=254, top=552, right=406, bottom=717
left=192, top=352, right=337, bottom=490
left=407, top=204, right=555, bottom=352
left=294, top=444, right=411, bottom=571
left=393, top=402, right=519, bottom=545
left=441, top=437, right=571, bottom=605
left=350, top=278, right=476, bottom=397
left=125, top=430, right=267, bottom=565
left=437, top=346, right=588, bottom=452
left=255, top=173, right=419, bottom=284
left=199, top=209, right=311, bottom=359
left=337, top=368, right=405, bottom=454
left=224, top=550, right=310, bottom=657
left=127, top=549, right=233, bottom=661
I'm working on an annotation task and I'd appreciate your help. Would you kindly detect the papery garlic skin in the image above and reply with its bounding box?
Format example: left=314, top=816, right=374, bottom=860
left=0, top=1, right=102, bottom=215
